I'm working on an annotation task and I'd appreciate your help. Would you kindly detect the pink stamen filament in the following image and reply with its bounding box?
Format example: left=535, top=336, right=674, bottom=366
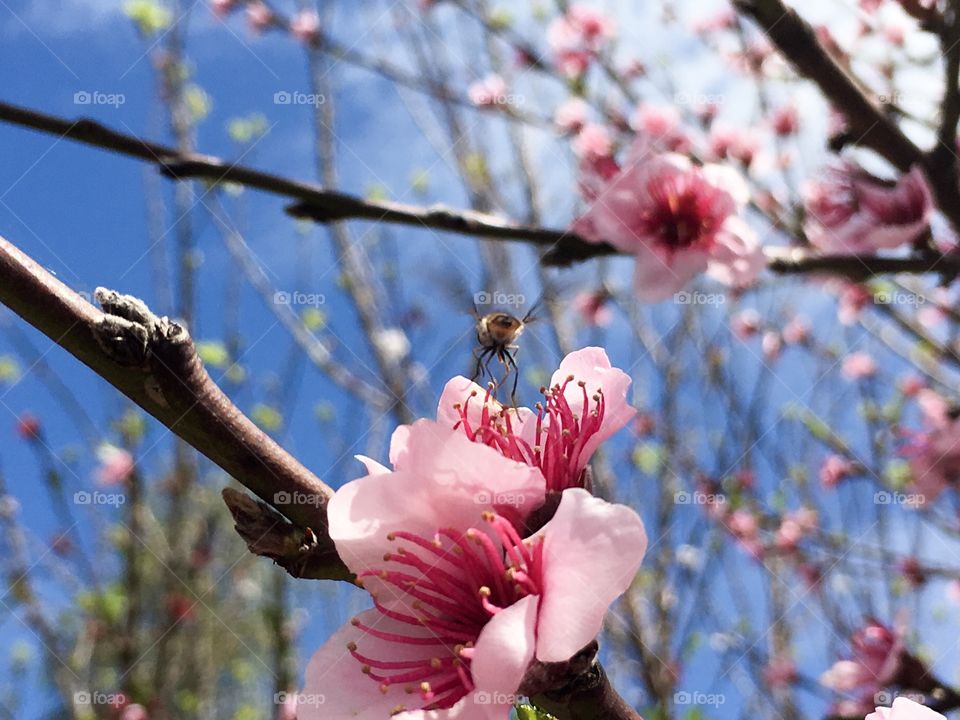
left=349, top=519, right=543, bottom=712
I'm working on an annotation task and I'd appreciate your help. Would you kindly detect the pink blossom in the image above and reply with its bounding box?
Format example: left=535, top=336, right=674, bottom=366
left=245, top=1, right=272, bottom=32
left=95, top=444, right=135, bottom=486
left=820, top=454, right=855, bottom=489
left=727, top=509, right=762, bottom=556
left=554, top=97, right=590, bottom=134
left=468, top=74, right=507, bottom=108
left=573, top=152, right=763, bottom=302
left=210, top=0, right=235, bottom=18
left=867, top=698, right=947, bottom=720
left=121, top=705, right=149, bottom=720
left=782, top=315, right=810, bottom=345
left=572, top=123, right=613, bottom=161
left=548, top=4, right=614, bottom=77
left=707, top=124, right=756, bottom=165
left=731, top=309, right=761, bottom=340
left=289, top=9, right=320, bottom=45
left=839, top=283, right=872, bottom=326
left=901, top=389, right=960, bottom=504
left=776, top=508, right=817, bottom=551
left=842, top=352, right=877, bottom=380
left=275, top=693, right=297, bottom=720
left=437, top=347, right=634, bottom=493
left=771, top=104, right=799, bottom=136
left=804, top=163, right=933, bottom=255
left=572, top=290, right=613, bottom=326
left=820, top=619, right=905, bottom=706
left=762, top=331, right=782, bottom=362
left=691, top=8, right=737, bottom=34
left=632, top=105, right=690, bottom=153
left=301, top=425, right=647, bottom=719
left=899, top=374, right=925, bottom=397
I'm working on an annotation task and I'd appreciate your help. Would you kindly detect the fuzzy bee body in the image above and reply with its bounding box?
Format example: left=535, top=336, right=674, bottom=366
left=471, top=305, right=537, bottom=403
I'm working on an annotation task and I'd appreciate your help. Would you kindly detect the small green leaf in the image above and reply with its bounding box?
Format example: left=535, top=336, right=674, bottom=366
left=252, top=404, right=283, bottom=432
left=0, top=356, right=20, bottom=383
left=123, top=0, right=172, bottom=35
left=196, top=341, right=230, bottom=369
left=302, top=307, right=327, bottom=331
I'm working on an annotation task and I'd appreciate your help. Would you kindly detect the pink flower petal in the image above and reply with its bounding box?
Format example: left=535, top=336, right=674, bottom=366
left=632, top=244, right=710, bottom=302
left=535, top=489, right=647, bottom=662
left=470, top=594, right=539, bottom=700
left=330, top=421, right=545, bottom=578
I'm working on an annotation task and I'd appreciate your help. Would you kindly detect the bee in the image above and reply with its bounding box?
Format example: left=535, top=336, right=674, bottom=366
left=471, top=301, right=539, bottom=403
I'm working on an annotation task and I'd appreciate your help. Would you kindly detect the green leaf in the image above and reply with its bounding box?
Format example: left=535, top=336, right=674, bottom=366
left=196, top=341, right=231, bottom=369
left=302, top=307, right=327, bottom=331
left=123, top=0, right=172, bottom=35
left=0, top=356, right=20, bottom=383
left=252, top=404, right=283, bottom=432
left=184, top=84, right=212, bottom=124
left=410, top=168, right=430, bottom=195
left=632, top=443, right=664, bottom=474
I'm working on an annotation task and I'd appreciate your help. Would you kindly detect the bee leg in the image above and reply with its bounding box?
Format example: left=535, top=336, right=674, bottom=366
left=471, top=346, right=492, bottom=385
left=507, top=351, right=520, bottom=408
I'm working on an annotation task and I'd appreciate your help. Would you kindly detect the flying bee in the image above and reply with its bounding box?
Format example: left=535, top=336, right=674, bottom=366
left=471, top=300, right=539, bottom=404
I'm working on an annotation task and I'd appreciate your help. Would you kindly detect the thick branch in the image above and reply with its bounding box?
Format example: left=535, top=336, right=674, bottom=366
left=0, top=235, right=350, bottom=580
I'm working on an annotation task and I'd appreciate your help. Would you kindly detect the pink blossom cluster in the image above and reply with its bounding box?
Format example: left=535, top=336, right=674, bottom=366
left=821, top=619, right=906, bottom=717
left=299, top=349, right=647, bottom=718
left=547, top=4, right=615, bottom=78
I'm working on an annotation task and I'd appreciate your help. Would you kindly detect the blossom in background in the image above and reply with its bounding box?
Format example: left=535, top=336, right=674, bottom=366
left=572, top=289, right=613, bottom=326
left=763, top=655, right=798, bottom=688
left=632, top=105, right=690, bottom=153
left=14, top=414, right=41, bottom=441
left=572, top=123, right=614, bottom=162
left=437, top=347, right=634, bottom=493
left=468, top=74, right=507, bottom=108
left=572, top=151, right=764, bottom=302
left=210, top=0, right=235, bottom=18
left=842, top=352, right=877, bottom=380
left=820, top=454, right=855, bottom=489
left=775, top=508, right=818, bottom=551
left=95, top=444, right=135, bottom=486
left=820, top=619, right=906, bottom=717
left=289, top=9, right=320, bottom=45
left=782, top=315, right=811, bottom=345
left=300, top=422, right=647, bottom=719
left=838, top=282, right=873, bottom=326
left=730, top=309, right=761, bottom=340
left=867, top=697, right=947, bottom=720
left=121, top=705, right=149, bottom=720
left=901, top=389, right=960, bottom=504
left=245, top=1, right=273, bottom=32
left=761, top=331, right=782, bottom=362
left=548, top=4, right=615, bottom=77
left=554, top=97, right=590, bottom=134
left=803, top=163, right=933, bottom=255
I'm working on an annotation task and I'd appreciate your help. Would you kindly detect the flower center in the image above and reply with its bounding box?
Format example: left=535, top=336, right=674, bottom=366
left=348, top=513, right=543, bottom=714
left=453, top=376, right=606, bottom=492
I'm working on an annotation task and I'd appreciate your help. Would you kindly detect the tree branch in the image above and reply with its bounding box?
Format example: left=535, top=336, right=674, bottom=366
left=3, top=101, right=960, bottom=278
left=0, top=235, right=350, bottom=580
left=733, top=0, right=960, bottom=232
